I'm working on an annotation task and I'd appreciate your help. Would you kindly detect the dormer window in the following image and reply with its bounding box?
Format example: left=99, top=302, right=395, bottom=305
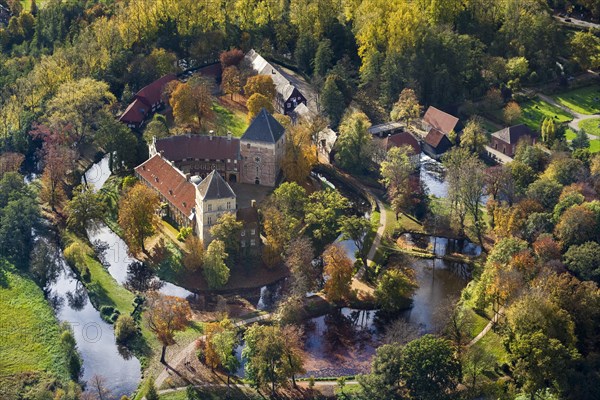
left=168, top=189, right=173, bottom=195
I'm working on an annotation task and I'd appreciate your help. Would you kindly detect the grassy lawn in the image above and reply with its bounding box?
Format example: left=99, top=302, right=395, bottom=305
left=553, top=85, right=600, bottom=115
left=579, top=118, right=600, bottom=137
left=566, top=127, right=600, bottom=153
left=211, top=101, right=248, bottom=137
left=0, top=261, right=71, bottom=398
left=63, top=232, right=135, bottom=314
left=159, top=386, right=263, bottom=400
left=517, top=98, right=573, bottom=131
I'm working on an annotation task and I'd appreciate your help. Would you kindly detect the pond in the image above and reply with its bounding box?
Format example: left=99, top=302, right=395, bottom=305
left=420, top=153, right=489, bottom=204
left=234, top=308, right=380, bottom=378
left=400, top=232, right=482, bottom=257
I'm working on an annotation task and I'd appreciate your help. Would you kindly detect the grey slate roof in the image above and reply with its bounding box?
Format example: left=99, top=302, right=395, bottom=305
left=196, top=170, right=236, bottom=200
left=245, top=49, right=297, bottom=100
left=241, top=108, right=285, bottom=143
left=491, top=124, right=533, bottom=144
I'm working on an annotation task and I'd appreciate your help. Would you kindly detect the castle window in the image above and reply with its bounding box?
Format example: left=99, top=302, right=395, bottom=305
left=241, top=240, right=246, bottom=248
left=250, top=239, right=256, bottom=246
left=208, top=204, right=212, bottom=212
left=227, top=201, right=231, bottom=209
left=251, top=229, right=256, bottom=235
left=208, top=216, right=212, bottom=225
left=255, top=156, right=260, bottom=162
left=247, top=143, right=251, bottom=148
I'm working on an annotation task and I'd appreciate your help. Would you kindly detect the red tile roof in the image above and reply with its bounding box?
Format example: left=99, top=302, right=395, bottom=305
left=136, top=74, right=177, bottom=107
left=119, top=98, right=148, bottom=124
left=423, top=106, right=459, bottom=135
left=134, top=154, right=196, bottom=218
left=424, top=128, right=448, bottom=148
left=386, top=131, right=421, bottom=155
left=155, top=134, right=240, bottom=162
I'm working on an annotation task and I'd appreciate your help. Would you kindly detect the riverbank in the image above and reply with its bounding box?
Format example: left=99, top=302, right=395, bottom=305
left=0, top=260, right=73, bottom=399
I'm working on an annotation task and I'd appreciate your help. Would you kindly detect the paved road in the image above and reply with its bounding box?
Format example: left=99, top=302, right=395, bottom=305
left=554, top=15, right=600, bottom=30
left=538, top=93, right=599, bottom=139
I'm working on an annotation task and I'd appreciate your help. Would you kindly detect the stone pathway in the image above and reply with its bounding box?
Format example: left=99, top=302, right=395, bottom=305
left=467, top=307, right=504, bottom=348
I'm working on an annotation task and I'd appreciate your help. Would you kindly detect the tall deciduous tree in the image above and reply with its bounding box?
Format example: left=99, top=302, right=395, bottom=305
left=244, top=75, right=276, bottom=101
left=210, top=212, right=243, bottom=263
left=503, top=101, right=522, bottom=125
left=118, top=183, right=160, bottom=254
left=221, top=66, right=242, bottom=100
left=305, top=189, right=348, bottom=242
left=220, top=49, right=244, bottom=68
left=459, top=117, right=488, bottom=155
left=335, top=111, right=373, bottom=173
left=170, top=76, right=214, bottom=130
left=323, top=243, right=354, bottom=302
left=65, top=184, right=106, bottom=235
left=570, top=31, right=600, bottom=70
left=203, top=240, right=230, bottom=288
left=282, top=122, right=317, bottom=183
left=380, top=146, right=415, bottom=218
left=285, top=236, right=318, bottom=295
left=246, top=93, right=274, bottom=119
left=390, top=88, right=422, bottom=125
left=145, top=292, right=192, bottom=364
left=183, top=236, right=204, bottom=272
left=375, top=268, right=417, bottom=315
left=339, top=215, right=372, bottom=263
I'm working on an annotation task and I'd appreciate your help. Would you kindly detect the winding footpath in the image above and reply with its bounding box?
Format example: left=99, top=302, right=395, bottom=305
left=538, top=93, right=599, bottom=140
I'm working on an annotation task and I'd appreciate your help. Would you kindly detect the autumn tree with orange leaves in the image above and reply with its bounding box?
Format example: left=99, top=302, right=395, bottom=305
left=282, top=122, right=317, bottom=183
left=323, top=244, right=354, bottom=302
left=145, top=292, right=192, bottom=365
left=169, top=76, right=214, bottom=131
left=118, top=183, right=160, bottom=254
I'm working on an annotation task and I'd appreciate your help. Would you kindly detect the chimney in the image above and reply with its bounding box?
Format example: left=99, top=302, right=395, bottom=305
left=227, top=131, right=232, bottom=141
left=185, top=173, right=191, bottom=181
left=251, top=199, right=256, bottom=208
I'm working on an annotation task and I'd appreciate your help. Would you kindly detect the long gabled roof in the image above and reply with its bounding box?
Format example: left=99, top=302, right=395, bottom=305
left=423, top=106, right=460, bottom=135
left=134, top=154, right=196, bottom=218
left=197, top=170, right=236, bottom=200
left=245, top=49, right=298, bottom=100
left=241, top=108, right=285, bottom=143
left=491, top=124, right=534, bottom=144
left=154, top=134, right=240, bottom=162
left=119, top=98, right=148, bottom=124
left=136, top=73, right=177, bottom=106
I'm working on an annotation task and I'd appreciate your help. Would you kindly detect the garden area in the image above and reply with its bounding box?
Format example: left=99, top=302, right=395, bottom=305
left=210, top=97, right=249, bottom=137
left=553, top=84, right=600, bottom=115
left=578, top=117, right=600, bottom=137
left=516, top=97, right=572, bottom=131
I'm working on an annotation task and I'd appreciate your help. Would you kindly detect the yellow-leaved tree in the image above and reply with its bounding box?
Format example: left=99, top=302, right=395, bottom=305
left=282, top=123, right=317, bottom=183
left=118, top=183, right=160, bottom=254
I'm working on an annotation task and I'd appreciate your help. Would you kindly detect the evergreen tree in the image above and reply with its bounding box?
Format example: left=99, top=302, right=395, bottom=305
left=313, top=39, right=334, bottom=77
left=571, top=129, right=590, bottom=150
left=321, top=75, right=345, bottom=128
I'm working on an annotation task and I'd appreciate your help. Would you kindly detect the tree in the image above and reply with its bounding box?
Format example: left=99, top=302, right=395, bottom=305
left=339, top=215, right=372, bottom=263
left=541, top=118, right=556, bottom=144
left=143, top=114, right=170, bottom=144
left=313, top=39, right=334, bottom=77
left=273, top=182, right=307, bottom=221
left=564, top=241, right=600, bottom=282
left=46, top=78, right=116, bottom=146
left=243, top=324, right=304, bottom=395
left=39, top=141, right=76, bottom=212
left=244, top=75, right=276, bottom=101
left=335, top=111, right=373, bottom=173
left=320, top=74, right=345, bottom=128
left=305, top=189, right=348, bottom=242
left=210, top=212, right=243, bottom=263
left=543, top=157, right=585, bottom=186
left=114, top=314, right=137, bottom=343
left=460, top=117, right=488, bottom=154
left=221, top=66, right=242, bottom=100
left=0, top=152, right=24, bottom=179
left=145, top=292, right=192, bottom=364
left=29, top=239, right=61, bottom=294
left=526, top=178, right=563, bottom=209
left=555, top=204, right=598, bottom=248
left=375, top=268, right=417, bottom=315
left=146, top=377, right=160, bottom=400
left=380, top=146, right=416, bottom=218
left=125, top=261, right=162, bottom=293
left=570, top=31, right=600, bottom=70
left=401, top=335, right=461, bottom=400
left=118, top=183, right=160, bottom=254
left=220, top=49, right=244, bottom=68
left=285, top=236, right=318, bottom=295
left=323, top=244, right=354, bottom=302
left=358, top=343, right=404, bottom=400
left=503, top=101, right=522, bottom=125
left=572, top=128, right=590, bottom=150
left=87, top=375, right=112, bottom=400
left=65, top=184, right=106, bottom=235
left=203, top=240, right=230, bottom=288
left=170, top=76, right=214, bottom=130
left=246, top=93, right=274, bottom=119
left=261, top=205, right=290, bottom=268
left=183, top=236, right=204, bottom=272
left=96, top=116, right=139, bottom=172
left=390, top=88, right=422, bottom=125
left=281, top=123, right=317, bottom=183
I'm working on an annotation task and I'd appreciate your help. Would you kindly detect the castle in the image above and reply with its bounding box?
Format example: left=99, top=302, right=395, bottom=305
left=134, top=108, right=286, bottom=246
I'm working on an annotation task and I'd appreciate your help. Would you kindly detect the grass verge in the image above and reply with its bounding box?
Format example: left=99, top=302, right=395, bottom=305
left=517, top=97, right=573, bottom=131
left=553, top=85, right=600, bottom=115
left=0, top=260, right=71, bottom=398
left=578, top=117, right=600, bottom=137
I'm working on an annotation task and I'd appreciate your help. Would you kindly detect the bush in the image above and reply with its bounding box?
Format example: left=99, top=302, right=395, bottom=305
left=114, top=314, right=137, bottom=343
left=100, top=305, right=115, bottom=316
left=177, top=226, right=193, bottom=241
left=122, top=176, right=137, bottom=190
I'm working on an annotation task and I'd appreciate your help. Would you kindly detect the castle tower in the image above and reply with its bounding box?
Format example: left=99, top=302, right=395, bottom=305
left=195, top=170, right=236, bottom=244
